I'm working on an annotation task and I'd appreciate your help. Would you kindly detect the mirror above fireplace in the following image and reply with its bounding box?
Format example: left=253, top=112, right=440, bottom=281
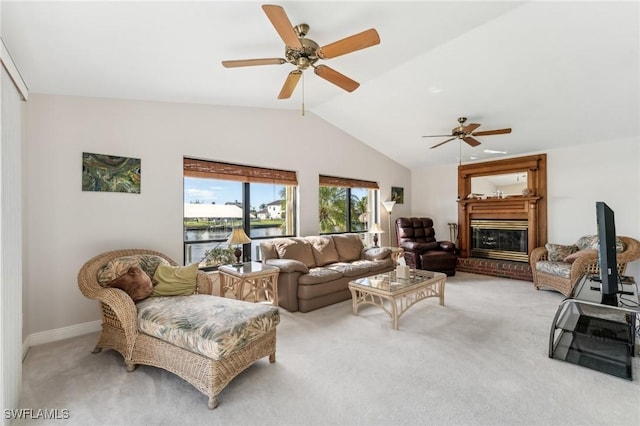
left=471, top=172, right=528, bottom=197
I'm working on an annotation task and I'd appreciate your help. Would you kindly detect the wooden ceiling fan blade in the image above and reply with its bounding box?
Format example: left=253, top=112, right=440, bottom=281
left=317, top=28, right=380, bottom=59
left=472, top=128, right=512, bottom=136
left=463, top=136, right=482, bottom=147
left=463, top=123, right=481, bottom=134
left=429, top=137, right=457, bottom=149
left=221, top=58, right=286, bottom=68
left=262, top=4, right=303, bottom=49
left=314, top=65, right=360, bottom=92
left=422, top=134, right=454, bottom=138
left=278, top=70, right=302, bottom=99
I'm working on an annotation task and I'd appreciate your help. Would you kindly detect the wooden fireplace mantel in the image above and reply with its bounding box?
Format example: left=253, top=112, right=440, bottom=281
left=457, top=154, right=547, bottom=259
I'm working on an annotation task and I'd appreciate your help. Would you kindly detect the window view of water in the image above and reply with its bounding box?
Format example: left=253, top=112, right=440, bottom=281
left=185, top=226, right=286, bottom=265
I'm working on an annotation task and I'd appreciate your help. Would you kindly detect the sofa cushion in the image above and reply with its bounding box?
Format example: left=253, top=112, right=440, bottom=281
left=298, top=268, right=343, bottom=285
left=332, top=234, right=364, bottom=262
left=367, top=258, right=395, bottom=271
left=536, top=261, right=572, bottom=278
left=545, top=244, right=578, bottom=262
left=136, top=294, right=279, bottom=360
left=97, top=254, right=169, bottom=286
left=151, top=263, right=198, bottom=297
left=265, top=258, right=309, bottom=274
left=106, top=266, right=153, bottom=302
left=307, top=236, right=340, bottom=267
left=327, top=262, right=371, bottom=277
left=274, top=238, right=316, bottom=268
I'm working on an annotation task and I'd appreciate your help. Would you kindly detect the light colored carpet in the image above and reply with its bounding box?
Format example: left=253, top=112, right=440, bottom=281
left=17, top=272, right=640, bottom=425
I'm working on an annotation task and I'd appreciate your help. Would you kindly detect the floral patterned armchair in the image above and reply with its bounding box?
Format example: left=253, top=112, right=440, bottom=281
left=529, top=235, right=640, bottom=296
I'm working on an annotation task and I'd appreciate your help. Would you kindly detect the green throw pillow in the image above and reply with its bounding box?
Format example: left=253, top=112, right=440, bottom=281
left=151, top=263, right=198, bottom=297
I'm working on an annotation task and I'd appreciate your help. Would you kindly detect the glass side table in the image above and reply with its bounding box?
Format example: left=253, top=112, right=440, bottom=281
left=218, top=262, right=279, bottom=306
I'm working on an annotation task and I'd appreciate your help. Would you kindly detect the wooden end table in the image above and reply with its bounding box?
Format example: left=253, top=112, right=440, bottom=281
left=218, top=262, right=279, bottom=306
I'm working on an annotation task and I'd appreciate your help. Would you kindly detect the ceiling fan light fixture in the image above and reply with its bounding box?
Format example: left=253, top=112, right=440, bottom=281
left=221, top=5, right=379, bottom=100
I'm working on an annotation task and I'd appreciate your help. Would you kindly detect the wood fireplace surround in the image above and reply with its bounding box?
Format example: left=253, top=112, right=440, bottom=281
left=457, top=154, right=547, bottom=261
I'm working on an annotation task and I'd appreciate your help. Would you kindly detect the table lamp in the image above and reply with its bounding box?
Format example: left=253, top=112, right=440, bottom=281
left=226, top=228, right=251, bottom=266
left=368, top=223, right=384, bottom=247
left=382, top=200, right=396, bottom=246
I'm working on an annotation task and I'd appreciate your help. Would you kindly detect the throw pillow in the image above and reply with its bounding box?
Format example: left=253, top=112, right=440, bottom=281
left=563, top=249, right=598, bottom=263
left=107, top=266, right=153, bottom=302
left=97, top=254, right=169, bottom=287
left=545, top=244, right=578, bottom=262
left=151, top=263, right=198, bottom=297
left=364, top=247, right=391, bottom=261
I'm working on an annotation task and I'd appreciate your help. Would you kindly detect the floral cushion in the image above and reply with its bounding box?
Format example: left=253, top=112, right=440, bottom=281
left=536, top=261, right=572, bottom=278
left=575, top=235, right=626, bottom=253
left=136, top=295, right=279, bottom=360
left=97, top=255, right=169, bottom=287
left=545, top=244, right=578, bottom=262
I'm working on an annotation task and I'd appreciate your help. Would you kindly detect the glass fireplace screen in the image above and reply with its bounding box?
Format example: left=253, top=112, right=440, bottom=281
left=471, top=220, right=528, bottom=262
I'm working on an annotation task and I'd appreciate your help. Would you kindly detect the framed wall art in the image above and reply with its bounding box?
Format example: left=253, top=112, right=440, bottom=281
left=82, top=152, right=141, bottom=193
left=391, top=186, right=404, bottom=204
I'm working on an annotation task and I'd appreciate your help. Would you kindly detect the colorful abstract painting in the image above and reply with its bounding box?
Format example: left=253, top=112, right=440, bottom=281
left=82, top=152, right=141, bottom=193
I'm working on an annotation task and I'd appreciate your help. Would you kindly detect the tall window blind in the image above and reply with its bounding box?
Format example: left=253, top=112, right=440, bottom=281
left=184, top=158, right=297, bottom=185
left=319, top=175, right=379, bottom=189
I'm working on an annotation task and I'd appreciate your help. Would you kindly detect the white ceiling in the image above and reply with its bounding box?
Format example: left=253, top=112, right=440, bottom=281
left=3, top=1, right=638, bottom=169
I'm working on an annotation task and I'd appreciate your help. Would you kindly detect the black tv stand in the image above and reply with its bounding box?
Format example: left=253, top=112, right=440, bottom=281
left=549, top=274, right=639, bottom=380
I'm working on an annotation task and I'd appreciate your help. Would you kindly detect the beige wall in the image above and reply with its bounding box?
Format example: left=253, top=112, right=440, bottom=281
left=23, top=94, right=411, bottom=337
left=411, top=138, right=640, bottom=278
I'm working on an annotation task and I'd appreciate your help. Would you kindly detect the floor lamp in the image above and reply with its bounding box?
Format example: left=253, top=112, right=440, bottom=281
left=382, top=200, right=396, bottom=247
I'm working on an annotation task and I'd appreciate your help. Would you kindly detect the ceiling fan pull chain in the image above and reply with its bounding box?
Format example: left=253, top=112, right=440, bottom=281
left=301, top=72, right=305, bottom=116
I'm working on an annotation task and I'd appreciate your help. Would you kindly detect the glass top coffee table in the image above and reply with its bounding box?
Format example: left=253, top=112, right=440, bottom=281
left=348, top=269, right=446, bottom=330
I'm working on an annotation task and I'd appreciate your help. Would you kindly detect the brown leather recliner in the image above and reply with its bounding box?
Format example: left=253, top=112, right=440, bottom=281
left=395, top=217, right=457, bottom=276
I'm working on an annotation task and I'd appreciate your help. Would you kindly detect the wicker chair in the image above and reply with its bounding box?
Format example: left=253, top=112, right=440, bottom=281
left=77, top=248, right=277, bottom=409
left=530, top=236, right=640, bottom=296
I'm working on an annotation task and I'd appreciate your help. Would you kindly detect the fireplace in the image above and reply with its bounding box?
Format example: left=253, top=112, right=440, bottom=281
left=471, top=220, right=528, bottom=262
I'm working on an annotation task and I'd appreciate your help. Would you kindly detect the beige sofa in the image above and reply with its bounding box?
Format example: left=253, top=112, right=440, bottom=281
left=260, top=234, right=395, bottom=312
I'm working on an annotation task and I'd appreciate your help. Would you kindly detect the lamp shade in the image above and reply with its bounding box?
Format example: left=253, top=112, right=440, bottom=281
left=382, top=200, right=396, bottom=213
left=368, top=223, right=385, bottom=234
left=226, top=228, right=251, bottom=245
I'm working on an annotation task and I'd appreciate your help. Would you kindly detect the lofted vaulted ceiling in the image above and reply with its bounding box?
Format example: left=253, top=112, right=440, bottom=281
left=2, top=1, right=638, bottom=169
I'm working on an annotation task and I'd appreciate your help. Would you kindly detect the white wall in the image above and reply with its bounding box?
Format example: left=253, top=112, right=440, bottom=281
left=23, top=94, right=410, bottom=337
left=1, top=57, right=25, bottom=423
left=412, top=138, right=640, bottom=278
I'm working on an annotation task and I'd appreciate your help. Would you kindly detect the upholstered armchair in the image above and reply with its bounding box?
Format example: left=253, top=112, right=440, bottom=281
left=395, top=217, right=458, bottom=276
left=530, top=235, right=640, bottom=297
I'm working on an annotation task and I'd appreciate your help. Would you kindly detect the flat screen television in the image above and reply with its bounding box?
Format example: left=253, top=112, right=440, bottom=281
left=595, top=201, right=619, bottom=306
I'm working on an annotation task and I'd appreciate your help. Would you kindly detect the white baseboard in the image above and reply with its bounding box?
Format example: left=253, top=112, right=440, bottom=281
left=22, top=320, right=101, bottom=359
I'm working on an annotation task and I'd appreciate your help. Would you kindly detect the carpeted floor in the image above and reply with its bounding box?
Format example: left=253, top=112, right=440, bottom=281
left=17, top=272, right=640, bottom=425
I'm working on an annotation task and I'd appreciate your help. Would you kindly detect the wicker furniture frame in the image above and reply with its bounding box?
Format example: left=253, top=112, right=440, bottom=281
left=77, top=248, right=276, bottom=409
left=348, top=270, right=447, bottom=330
left=529, top=236, right=640, bottom=297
